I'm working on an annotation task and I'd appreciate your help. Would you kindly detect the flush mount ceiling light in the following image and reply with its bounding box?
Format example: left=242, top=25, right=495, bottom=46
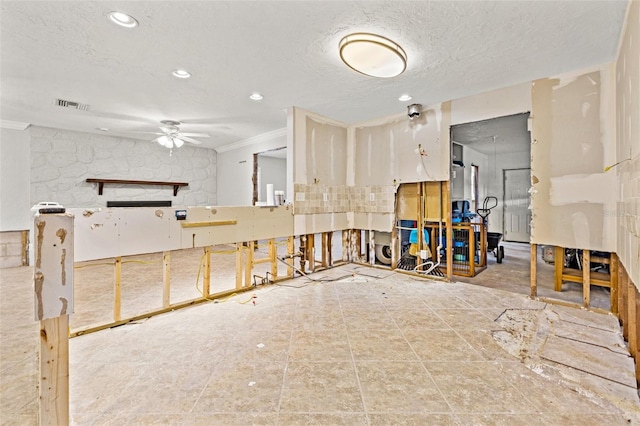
left=398, top=94, right=412, bottom=102
left=107, top=11, right=138, bottom=28
left=172, top=69, right=191, bottom=79
left=339, top=33, right=407, bottom=78
left=249, top=92, right=264, bottom=101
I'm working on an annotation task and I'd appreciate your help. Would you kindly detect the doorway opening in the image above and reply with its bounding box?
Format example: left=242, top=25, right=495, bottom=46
left=252, top=147, right=287, bottom=206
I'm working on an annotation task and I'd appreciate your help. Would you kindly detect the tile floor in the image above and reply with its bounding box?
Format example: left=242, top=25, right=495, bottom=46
left=2, top=263, right=638, bottom=425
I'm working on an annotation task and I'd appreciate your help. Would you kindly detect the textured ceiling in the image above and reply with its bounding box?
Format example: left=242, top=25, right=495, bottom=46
left=0, top=1, right=627, bottom=151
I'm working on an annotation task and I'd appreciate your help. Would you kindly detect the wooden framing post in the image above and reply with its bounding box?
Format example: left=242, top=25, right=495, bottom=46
left=417, top=182, right=424, bottom=272
left=245, top=241, right=254, bottom=287
left=34, top=213, right=73, bottom=426
left=321, top=232, right=328, bottom=268
left=468, top=225, right=475, bottom=277
left=307, top=234, right=315, bottom=272
left=163, top=251, right=171, bottom=308
left=114, top=256, right=122, bottom=321
left=610, top=253, right=619, bottom=315
left=622, top=268, right=629, bottom=339
left=203, top=246, right=211, bottom=297
left=369, top=230, right=376, bottom=266
left=40, top=315, right=69, bottom=425
left=235, top=243, right=243, bottom=289
left=21, top=229, right=28, bottom=266
left=628, top=278, right=637, bottom=360
left=582, top=249, right=590, bottom=308
left=530, top=243, right=537, bottom=298
left=554, top=246, right=564, bottom=291
left=299, top=235, right=307, bottom=273
left=443, top=181, right=453, bottom=280
left=326, top=231, right=333, bottom=267
left=268, top=238, right=278, bottom=279
left=342, top=230, right=350, bottom=262
left=391, top=221, right=398, bottom=270
left=287, top=236, right=294, bottom=278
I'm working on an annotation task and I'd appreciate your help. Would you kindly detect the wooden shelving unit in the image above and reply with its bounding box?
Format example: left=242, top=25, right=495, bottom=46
left=86, top=178, right=188, bottom=196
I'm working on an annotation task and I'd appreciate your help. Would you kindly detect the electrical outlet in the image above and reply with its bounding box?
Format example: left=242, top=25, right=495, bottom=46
left=369, top=193, right=375, bottom=202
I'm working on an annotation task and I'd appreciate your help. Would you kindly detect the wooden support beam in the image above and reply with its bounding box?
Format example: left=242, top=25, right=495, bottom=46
left=369, top=230, right=376, bottom=266
left=235, top=243, right=243, bottom=289
left=163, top=252, right=171, bottom=308
left=307, top=234, right=315, bottom=272
left=621, top=268, right=629, bottom=338
left=342, top=230, right=350, bottom=263
left=326, top=231, right=333, bottom=267
left=245, top=241, right=254, bottom=288
left=554, top=246, right=564, bottom=291
left=468, top=226, right=475, bottom=277
left=114, top=256, right=122, bottom=321
left=391, top=221, right=398, bottom=270
left=582, top=249, right=590, bottom=308
left=287, top=236, right=294, bottom=278
left=628, top=278, right=637, bottom=360
left=203, top=246, right=211, bottom=297
left=39, top=314, right=69, bottom=425
left=299, top=235, right=307, bottom=273
left=21, top=229, right=28, bottom=266
left=181, top=220, right=237, bottom=228
left=610, top=253, right=619, bottom=315
left=268, top=239, right=278, bottom=279
left=530, top=243, right=537, bottom=298
left=443, top=181, right=452, bottom=280
left=354, top=230, right=361, bottom=263
left=417, top=182, right=424, bottom=272
left=321, top=232, right=328, bottom=268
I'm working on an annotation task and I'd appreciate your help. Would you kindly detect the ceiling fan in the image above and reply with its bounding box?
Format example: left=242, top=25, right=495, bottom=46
left=144, top=120, right=209, bottom=149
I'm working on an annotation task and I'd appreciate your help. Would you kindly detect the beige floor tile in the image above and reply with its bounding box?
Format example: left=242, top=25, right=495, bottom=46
left=424, top=361, right=538, bottom=414
left=421, top=294, right=474, bottom=309
left=224, top=329, right=291, bottom=362
left=368, top=413, right=459, bottom=426
left=457, top=413, right=548, bottom=426
left=403, top=329, right=484, bottom=362
left=192, top=361, right=285, bottom=413
left=432, top=309, right=502, bottom=331
left=193, top=412, right=277, bottom=425
left=348, top=329, right=419, bottom=361
left=356, top=361, right=451, bottom=413
left=277, top=413, right=368, bottom=425
left=288, top=329, right=352, bottom=361
left=293, top=312, right=346, bottom=331
left=456, top=330, right=519, bottom=361
left=341, top=310, right=398, bottom=330
left=387, top=307, right=453, bottom=330
left=279, top=362, right=363, bottom=412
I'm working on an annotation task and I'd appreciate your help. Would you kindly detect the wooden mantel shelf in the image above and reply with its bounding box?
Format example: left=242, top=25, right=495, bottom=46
left=86, top=179, right=188, bottom=196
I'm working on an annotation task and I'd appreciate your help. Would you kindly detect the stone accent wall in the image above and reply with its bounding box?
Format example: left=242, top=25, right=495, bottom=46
left=0, top=231, right=25, bottom=268
left=294, top=183, right=395, bottom=215
left=30, top=127, right=217, bottom=208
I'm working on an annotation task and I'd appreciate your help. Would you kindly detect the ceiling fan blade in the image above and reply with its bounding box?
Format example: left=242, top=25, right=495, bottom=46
left=179, top=136, right=202, bottom=145
left=179, top=132, right=210, bottom=138
left=131, top=131, right=165, bottom=135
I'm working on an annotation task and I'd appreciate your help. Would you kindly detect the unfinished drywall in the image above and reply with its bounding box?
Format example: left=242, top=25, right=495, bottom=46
left=451, top=82, right=532, bottom=126
left=531, top=66, right=616, bottom=251
left=0, top=127, right=30, bottom=231
left=30, top=126, right=217, bottom=208
left=615, top=0, right=640, bottom=286
left=216, top=129, right=286, bottom=206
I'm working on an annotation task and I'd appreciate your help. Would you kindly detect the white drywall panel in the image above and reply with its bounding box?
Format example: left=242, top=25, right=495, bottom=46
left=531, top=66, right=616, bottom=251
left=451, top=82, right=532, bottom=126
left=216, top=129, right=286, bottom=206
left=354, top=103, right=450, bottom=186
left=294, top=213, right=349, bottom=236
left=352, top=213, right=394, bottom=233
left=0, top=128, right=31, bottom=231
left=305, top=117, right=348, bottom=186
left=615, top=0, right=640, bottom=285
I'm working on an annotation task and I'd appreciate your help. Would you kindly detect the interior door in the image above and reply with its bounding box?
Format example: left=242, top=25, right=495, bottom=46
left=503, top=168, right=531, bottom=242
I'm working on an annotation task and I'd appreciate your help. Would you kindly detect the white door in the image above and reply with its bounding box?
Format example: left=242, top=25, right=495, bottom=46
left=503, top=168, right=531, bottom=242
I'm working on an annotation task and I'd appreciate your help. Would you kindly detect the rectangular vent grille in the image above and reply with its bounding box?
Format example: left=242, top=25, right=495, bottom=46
left=55, top=99, right=90, bottom=111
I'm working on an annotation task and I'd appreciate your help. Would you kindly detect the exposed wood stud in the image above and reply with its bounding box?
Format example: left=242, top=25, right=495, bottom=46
left=369, top=230, right=375, bottom=266
left=235, top=243, right=243, bottom=289
left=610, top=253, right=619, bottom=315
left=163, top=252, right=171, bottom=308
left=114, top=256, right=122, bottom=321
left=628, top=277, right=637, bottom=359
left=321, top=232, right=328, bottom=268
left=21, top=230, right=28, bottom=266
left=342, top=230, right=350, bottom=263
left=203, top=246, right=211, bottom=297
left=287, top=236, right=294, bottom=278
left=39, top=314, right=69, bottom=425
left=443, top=181, right=452, bottom=280
left=530, top=243, right=537, bottom=298
left=307, top=234, right=315, bottom=272
left=554, top=246, right=564, bottom=292
left=468, top=225, right=475, bottom=277
left=245, top=241, right=254, bottom=288
left=582, top=249, right=590, bottom=308
left=268, top=238, right=278, bottom=279
left=326, top=231, right=333, bottom=267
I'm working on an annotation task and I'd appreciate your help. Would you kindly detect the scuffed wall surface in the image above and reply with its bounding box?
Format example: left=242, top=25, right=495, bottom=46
left=531, top=67, right=616, bottom=251
left=616, top=0, right=640, bottom=285
left=30, top=127, right=217, bottom=208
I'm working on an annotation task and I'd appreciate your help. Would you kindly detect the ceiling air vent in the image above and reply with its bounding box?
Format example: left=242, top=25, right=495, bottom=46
left=55, top=98, right=90, bottom=111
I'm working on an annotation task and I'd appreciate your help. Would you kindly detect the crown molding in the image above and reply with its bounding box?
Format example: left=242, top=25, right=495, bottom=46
left=215, top=127, right=286, bottom=153
left=0, top=120, right=31, bottom=130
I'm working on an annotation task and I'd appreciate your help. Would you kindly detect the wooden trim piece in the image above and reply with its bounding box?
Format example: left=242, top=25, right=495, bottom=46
left=530, top=243, right=537, bottom=298
left=114, top=256, right=122, bottom=321
left=163, top=251, right=171, bottom=308
left=39, top=314, right=69, bottom=425
left=181, top=220, right=237, bottom=228
left=582, top=249, right=590, bottom=308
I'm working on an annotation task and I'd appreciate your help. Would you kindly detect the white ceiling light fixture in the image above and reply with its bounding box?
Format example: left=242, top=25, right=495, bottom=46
left=398, top=94, right=412, bottom=102
left=339, top=33, right=407, bottom=78
left=172, top=69, right=191, bottom=79
left=107, top=11, right=138, bottom=28
left=249, top=92, right=264, bottom=101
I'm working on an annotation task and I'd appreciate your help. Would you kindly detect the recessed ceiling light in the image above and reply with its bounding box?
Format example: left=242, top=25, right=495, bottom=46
left=172, top=69, right=191, bottom=79
left=107, top=11, right=138, bottom=28
left=96, top=127, right=109, bottom=132
left=249, top=92, right=264, bottom=101
left=339, top=33, right=407, bottom=78
left=398, top=94, right=412, bottom=102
